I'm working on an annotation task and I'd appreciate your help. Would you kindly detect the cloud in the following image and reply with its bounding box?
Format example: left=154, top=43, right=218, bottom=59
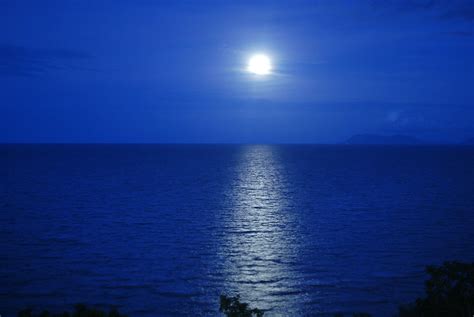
left=0, top=44, right=93, bottom=77
left=380, top=103, right=474, bottom=141
left=446, top=31, right=474, bottom=37
left=439, top=1, right=474, bottom=21
left=371, top=0, right=474, bottom=21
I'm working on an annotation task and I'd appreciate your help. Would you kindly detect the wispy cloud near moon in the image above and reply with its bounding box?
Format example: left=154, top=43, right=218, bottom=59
left=0, top=44, right=93, bottom=77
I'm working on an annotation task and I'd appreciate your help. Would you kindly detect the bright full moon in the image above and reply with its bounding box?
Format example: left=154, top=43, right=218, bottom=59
left=247, top=54, right=272, bottom=75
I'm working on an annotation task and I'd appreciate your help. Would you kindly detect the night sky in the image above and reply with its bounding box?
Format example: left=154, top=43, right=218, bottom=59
left=1, top=0, right=473, bottom=143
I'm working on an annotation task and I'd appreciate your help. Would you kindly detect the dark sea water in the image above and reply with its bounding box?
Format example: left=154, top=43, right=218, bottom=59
left=1, top=144, right=474, bottom=316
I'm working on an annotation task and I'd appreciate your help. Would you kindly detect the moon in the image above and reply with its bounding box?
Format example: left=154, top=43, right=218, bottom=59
left=247, top=54, right=272, bottom=75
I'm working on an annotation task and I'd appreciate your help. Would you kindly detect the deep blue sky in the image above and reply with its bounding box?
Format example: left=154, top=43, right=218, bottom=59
left=1, top=0, right=473, bottom=143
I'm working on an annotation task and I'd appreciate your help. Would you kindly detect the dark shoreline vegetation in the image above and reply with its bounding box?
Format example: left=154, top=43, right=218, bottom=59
left=16, top=262, right=474, bottom=317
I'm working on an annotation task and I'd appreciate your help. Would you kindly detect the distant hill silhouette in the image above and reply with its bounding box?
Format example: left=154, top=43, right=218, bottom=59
left=346, top=134, right=422, bottom=145
left=464, top=137, right=474, bottom=145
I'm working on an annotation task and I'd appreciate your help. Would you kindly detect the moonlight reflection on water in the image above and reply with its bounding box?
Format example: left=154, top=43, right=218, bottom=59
left=221, top=146, right=305, bottom=314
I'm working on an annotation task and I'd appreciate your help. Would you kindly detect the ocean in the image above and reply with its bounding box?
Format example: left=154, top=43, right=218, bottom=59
left=1, top=144, right=474, bottom=316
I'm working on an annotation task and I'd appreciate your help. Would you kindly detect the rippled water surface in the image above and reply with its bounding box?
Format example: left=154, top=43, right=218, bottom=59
left=1, top=144, right=474, bottom=316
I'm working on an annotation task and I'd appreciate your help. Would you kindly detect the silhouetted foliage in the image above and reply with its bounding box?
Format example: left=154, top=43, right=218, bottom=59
left=17, top=304, right=126, bottom=317
left=219, top=295, right=264, bottom=317
left=399, top=261, right=474, bottom=317
left=333, top=313, right=372, bottom=317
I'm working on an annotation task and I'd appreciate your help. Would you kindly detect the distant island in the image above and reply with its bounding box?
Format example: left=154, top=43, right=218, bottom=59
left=345, top=134, right=422, bottom=145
